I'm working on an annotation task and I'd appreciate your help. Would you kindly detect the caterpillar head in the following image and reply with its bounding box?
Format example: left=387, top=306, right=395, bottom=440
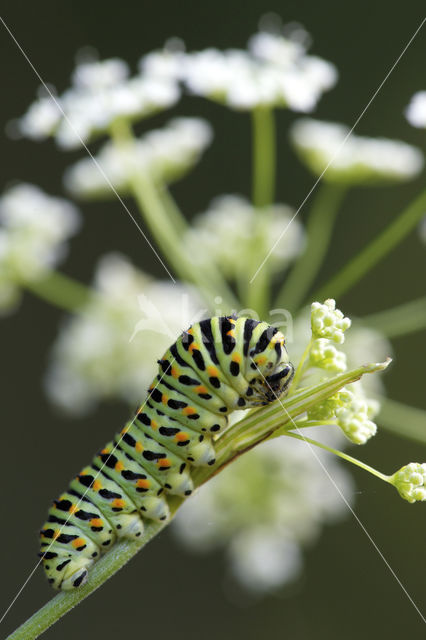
left=245, top=327, right=294, bottom=406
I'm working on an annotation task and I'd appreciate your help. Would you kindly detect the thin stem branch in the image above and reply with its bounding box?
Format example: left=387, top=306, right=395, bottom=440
left=282, top=431, right=390, bottom=482
left=360, top=296, right=426, bottom=338
left=109, top=119, right=238, bottom=310
left=252, top=106, right=276, bottom=208
left=25, top=271, right=93, bottom=312
left=314, top=188, right=426, bottom=302
left=6, top=359, right=390, bottom=640
left=275, top=182, right=346, bottom=312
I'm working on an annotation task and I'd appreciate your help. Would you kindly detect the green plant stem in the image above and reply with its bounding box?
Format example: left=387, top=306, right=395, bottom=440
left=281, top=431, right=390, bottom=483
left=377, top=396, right=426, bottom=445
left=314, top=189, right=426, bottom=302
left=6, top=359, right=389, bottom=640
left=252, top=106, right=276, bottom=208
left=25, top=271, right=93, bottom=312
left=275, top=182, right=346, bottom=312
left=109, top=119, right=238, bottom=310
left=289, top=338, right=313, bottom=392
left=360, top=296, right=426, bottom=338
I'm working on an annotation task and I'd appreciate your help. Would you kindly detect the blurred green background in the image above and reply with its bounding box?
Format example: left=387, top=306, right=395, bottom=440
left=1, top=0, right=425, bottom=638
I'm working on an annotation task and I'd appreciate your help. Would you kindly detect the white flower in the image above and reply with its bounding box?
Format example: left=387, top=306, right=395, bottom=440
left=390, top=463, right=426, bottom=503
left=45, top=253, right=203, bottom=414
left=173, top=433, right=354, bottom=593
left=0, top=184, right=80, bottom=313
left=64, top=117, right=213, bottom=197
left=184, top=195, right=304, bottom=278
left=139, top=39, right=187, bottom=81
left=334, top=384, right=379, bottom=444
left=405, top=91, right=426, bottom=129
left=182, top=28, right=336, bottom=112
left=311, top=299, right=351, bottom=344
left=310, top=338, right=347, bottom=372
left=18, top=58, right=180, bottom=149
left=290, top=118, right=424, bottom=184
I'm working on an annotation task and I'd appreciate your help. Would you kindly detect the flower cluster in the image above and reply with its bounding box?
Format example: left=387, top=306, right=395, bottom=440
left=173, top=434, right=353, bottom=594
left=180, top=28, right=337, bottom=111
left=18, top=57, right=180, bottom=149
left=64, top=117, right=213, bottom=197
left=390, top=463, right=426, bottom=503
left=311, top=299, right=351, bottom=343
left=0, top=183, right=80, bottom=312
left=45, top=253, right=202, bottom=413
left=405, top=91, right=426, bottom=129
left=290, top=118, right=424, bottom=184
left=308, top=383, right=379, bottom=445
left=184, top=195, right=304, bottom=278
left=310, top=338, right=347, bottom=372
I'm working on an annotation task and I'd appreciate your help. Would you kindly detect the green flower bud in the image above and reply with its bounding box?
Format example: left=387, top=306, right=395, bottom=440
left=390, top=463, right=426, bottom=503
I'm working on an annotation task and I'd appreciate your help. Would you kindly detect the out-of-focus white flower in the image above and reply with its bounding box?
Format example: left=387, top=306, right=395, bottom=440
left=343, top=323, right=393, bottom=394
left=310, top=337, right=347, bottom=372
left=45, top=253, right=203, bottom=414
left=390, top=463, right=426, bottom=503
left=139, top=39, right=187, bottom=81
left=182, top=30, right=337, bottom=112
left=0, top=183, right=80, bottom=313
left=311, top=299, right=351, bottom=344
left=405, top=91, right=426, bottom=129
left=290, top=118, right=424, bottom=184
left=184, top=195, right=304, bottom=279
left=18, top=57, right=180, bottom=149
left=64, top=117, right=212, bottom=197
left=173, top=432, right=353, bottom=593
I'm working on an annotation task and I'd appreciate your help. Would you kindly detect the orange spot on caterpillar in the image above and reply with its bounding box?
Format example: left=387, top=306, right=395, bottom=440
left=157, top=458, right=171, bottom=468
left=90, top=518, right=103, bottom=528
left=53, top=530, right=60, bottom=540
left=112, top=498, right=125, bottom=508
left=115, top=461, right=124, bottom=472
left=195, top=385, right=208, bottom=394
left=161, top=394, right=168, bottom=405
left=171, top=367, right=179, bottom=378
left=256, top=356, right=267, bottom=365
left=135, top=441, right=143, bottom=453
left=137, top=478, right=150, bottom=489
left=93, top=480, right=102, bottom=491
left=68, top=504, right=78, bottom=514
left=151, top=419, right=158, bottom=430
left=101, top=448, right=109, bottom=455
left=72, top=537, right=86, bottom=549
left=232, top=353, right=241, bottom=363
left=175, top=431, right=190, bottom=443
left=182, top=406, right=196, bottom=415
left=226, top=329, right=235, bottom=337
left=207, top=365, right=219, bottom=376
left=188, top=342, right=199, bottom=353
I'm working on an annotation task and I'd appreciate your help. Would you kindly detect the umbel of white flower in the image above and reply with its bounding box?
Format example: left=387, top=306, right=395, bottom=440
left=18, top=57, right=180, bottom=149
left=45, top=253, right=202, bottom=414
left=405, top=91, right=426, bottom=129
left=390, top=463, right=426, bottom=503
left=310, top=338, right=347, bottom=372
left=179, top=28, right=337, bottom=112
left=173, top=435, right=353, bottom=594
left=311, top=299, right=351, bottom=344
left=290, top=118, right=424, bottom=184
left=0, top=183, right=80, bottom=313
left=64, top=117, right=213, bottom=198
left=184, top=195, right=304, bottom=278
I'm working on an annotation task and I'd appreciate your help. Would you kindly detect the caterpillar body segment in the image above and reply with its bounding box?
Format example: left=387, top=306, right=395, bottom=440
left=39, top=316, right=294, bottom=590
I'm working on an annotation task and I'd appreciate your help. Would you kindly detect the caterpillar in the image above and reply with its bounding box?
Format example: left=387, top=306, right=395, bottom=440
left=39, top=316, right=294, bottom=590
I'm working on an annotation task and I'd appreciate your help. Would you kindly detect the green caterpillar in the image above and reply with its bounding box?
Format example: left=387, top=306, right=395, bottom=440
left=39, top=316, right=294, bottom=590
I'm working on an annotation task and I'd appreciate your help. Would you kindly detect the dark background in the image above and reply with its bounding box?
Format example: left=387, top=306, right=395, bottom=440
left=1, top=1, right=425, bottom=638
